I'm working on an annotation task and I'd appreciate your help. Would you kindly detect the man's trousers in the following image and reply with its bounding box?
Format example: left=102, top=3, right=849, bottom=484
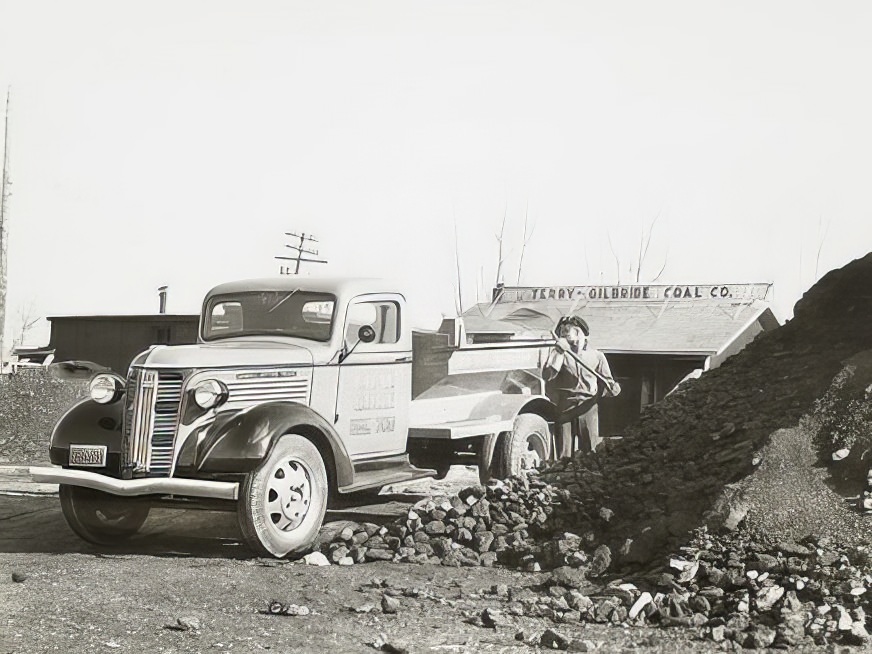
left=555, top=399, right=600, bottom=457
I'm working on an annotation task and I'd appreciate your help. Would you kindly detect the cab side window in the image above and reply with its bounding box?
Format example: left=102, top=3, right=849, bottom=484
left=345, top=301, right=400, bottom=346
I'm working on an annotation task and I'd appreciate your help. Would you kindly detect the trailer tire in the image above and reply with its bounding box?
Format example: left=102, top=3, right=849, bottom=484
left=59, top=485, right=150, bottom=546
left=238, top=434, right=328, bottom=558
left=491, top=414, right=551, bottom=480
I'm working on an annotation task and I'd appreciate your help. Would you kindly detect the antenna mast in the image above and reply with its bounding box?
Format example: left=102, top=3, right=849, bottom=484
left=275, top=231, right=328, bottom=275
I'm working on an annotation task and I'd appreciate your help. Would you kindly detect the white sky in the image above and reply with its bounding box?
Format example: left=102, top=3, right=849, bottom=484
left=1, top=1, right=871, bottom=348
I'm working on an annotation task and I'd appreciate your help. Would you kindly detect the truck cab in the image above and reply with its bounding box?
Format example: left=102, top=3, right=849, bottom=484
left=32, top=277, right=556, bottom=558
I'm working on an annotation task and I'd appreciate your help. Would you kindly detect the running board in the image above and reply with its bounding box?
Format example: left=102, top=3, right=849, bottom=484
left=339, top=454, right=436, bottom=494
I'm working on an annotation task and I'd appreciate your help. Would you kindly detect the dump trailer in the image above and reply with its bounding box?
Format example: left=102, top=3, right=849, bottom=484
left=31, top=277, right=558, bottom=557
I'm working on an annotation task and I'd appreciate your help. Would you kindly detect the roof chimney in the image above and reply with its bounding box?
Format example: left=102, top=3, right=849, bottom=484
left=158, top=286, right=168, bottom=314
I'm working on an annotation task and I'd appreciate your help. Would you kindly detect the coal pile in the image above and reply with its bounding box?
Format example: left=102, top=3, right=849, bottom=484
left=513, top=528, right=872, bottom=648
left=537, top=252, right=872, bottom=565
left=320, top=476, right=603, bottom=571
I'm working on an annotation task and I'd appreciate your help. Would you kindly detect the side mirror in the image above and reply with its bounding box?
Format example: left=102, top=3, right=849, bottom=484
left=49, top=360, right=111, bottom=381
left=358, top=325, right=376, bottom=344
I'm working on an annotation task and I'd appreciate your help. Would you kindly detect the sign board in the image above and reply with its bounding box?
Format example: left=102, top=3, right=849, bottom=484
left=495, top=283, right=771, bottom=303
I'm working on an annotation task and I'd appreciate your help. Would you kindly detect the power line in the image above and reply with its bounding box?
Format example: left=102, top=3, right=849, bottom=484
left=275, top=231, right=328, bottom=275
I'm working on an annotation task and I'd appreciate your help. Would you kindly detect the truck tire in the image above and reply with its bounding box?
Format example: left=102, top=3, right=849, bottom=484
left=59, top=485, right=150, bottom=546
left=490, top=414, right=551, bottom=481
left=238, top=434, right=328, bottom=558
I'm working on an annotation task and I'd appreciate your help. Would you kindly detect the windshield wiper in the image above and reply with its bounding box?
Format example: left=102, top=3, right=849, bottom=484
left=267, top=289, right=298, bottom=314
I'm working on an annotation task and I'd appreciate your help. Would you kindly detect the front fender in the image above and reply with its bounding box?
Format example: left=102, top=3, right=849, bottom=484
left=196, top=402, right=354, bottom=487
left=49, top=398, right=125, bottom=475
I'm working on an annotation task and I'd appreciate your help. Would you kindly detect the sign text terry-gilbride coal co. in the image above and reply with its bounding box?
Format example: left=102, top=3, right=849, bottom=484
left=497, top=283, right=772, bottom=303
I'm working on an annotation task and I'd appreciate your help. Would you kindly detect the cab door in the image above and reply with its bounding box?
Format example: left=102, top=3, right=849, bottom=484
left=335, top=294, right=411, bottom=458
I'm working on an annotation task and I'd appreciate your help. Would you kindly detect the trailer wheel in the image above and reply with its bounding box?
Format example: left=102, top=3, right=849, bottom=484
left=238, top=434, right=328, bottom=558
left=491, top=414, right=551, bottom=480
left=59, top=485, right=150, bottom=546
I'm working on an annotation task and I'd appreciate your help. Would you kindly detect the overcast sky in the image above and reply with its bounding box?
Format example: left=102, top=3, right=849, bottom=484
left=1, top=1, right=870, bottom=348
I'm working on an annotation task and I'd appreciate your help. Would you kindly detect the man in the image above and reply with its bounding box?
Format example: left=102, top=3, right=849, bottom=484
left=542, top=315, right=621, bottom=456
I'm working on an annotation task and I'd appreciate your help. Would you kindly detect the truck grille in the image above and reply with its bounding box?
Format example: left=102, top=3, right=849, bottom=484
left=123, top=369, right=184, bottom=477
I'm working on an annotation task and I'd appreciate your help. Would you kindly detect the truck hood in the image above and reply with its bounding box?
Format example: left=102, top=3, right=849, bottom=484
left=139, top=341, right=315, bottom=369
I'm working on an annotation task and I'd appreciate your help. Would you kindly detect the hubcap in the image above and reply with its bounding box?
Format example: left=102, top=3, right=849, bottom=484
left=266, top=459, right=312, bottom=532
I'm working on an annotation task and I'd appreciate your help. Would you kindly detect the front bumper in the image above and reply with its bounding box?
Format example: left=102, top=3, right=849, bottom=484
left=29, top=466, right=239, bottom=501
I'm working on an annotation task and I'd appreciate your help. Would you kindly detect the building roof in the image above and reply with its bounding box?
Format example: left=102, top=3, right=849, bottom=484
left=47, top=314, right=199, bottom=322
left=462, top=283, right=780, bottom=356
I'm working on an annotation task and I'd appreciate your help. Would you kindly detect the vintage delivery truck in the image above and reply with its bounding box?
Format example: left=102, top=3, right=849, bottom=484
left=31, top=278, right=558, bottom=557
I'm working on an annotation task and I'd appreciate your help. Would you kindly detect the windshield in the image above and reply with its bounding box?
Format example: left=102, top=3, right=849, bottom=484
left=203, top=291, right=336, bottom=342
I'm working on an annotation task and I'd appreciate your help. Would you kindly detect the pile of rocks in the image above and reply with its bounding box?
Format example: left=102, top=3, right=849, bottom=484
left=534, top=253, right=872, bottom=565
left=460, top=529, right=871, bottom=649
left=321, top=475, right=608, bottom=571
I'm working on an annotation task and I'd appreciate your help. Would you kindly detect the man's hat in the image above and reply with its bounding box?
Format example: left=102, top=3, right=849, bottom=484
left=557, top=315, right=589, bottom=336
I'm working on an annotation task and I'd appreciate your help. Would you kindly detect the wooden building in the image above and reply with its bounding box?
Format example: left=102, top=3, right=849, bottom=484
left=46, top=314, right=199, bottom=374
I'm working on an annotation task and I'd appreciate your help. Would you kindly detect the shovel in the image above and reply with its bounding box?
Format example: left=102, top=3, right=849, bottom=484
left=548, top=330, right=613, bottom=387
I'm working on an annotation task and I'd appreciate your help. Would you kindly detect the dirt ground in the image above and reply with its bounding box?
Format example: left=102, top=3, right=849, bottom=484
left=0, top=467, right=739, bottom=654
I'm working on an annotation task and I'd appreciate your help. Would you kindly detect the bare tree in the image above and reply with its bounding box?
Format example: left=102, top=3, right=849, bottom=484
left=516, top=201, right=536, bottom=284
left=452, top=210, right=463, bottom=314
left=493, top=201, right=508, bottom=288
left=12, top=301, right=40, bottom=348
left=602, top=214, right=668, bottom=285
left=635, top=213, right=660, bottom=282
left=606, top=228, right=621, bottom=285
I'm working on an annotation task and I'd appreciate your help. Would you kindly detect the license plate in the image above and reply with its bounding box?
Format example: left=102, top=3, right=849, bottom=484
left=69, top=444, right=107, bottom=467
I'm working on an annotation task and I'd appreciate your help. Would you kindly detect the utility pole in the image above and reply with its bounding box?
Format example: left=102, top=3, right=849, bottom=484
left=275, top=232, right=328, bottom=275
left=0, top=89, right=11, bottom=372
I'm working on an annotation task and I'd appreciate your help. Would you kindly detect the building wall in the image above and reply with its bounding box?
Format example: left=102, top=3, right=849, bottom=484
left=48, top=316, right=199, bottom=374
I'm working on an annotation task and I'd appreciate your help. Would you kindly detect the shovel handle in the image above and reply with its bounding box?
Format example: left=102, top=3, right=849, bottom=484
left=549, top=330, right=612, bottom=386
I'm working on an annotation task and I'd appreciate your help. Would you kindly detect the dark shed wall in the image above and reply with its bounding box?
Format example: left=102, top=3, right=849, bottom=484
left=598, top=353, right=706, bottom=436
left=48, top=316, right=199, bottom=374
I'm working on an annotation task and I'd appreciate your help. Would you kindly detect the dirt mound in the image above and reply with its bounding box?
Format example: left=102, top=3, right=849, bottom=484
left=536, top=252, right=872, bottom=565
left=0, top=369, right=87, bottom=464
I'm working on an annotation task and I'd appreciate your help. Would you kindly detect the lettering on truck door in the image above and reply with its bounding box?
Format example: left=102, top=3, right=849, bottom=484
left=335, top=297, right=410, bottom=458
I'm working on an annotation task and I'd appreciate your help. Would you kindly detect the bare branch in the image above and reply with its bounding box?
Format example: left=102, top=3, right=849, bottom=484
left=651, top=242, right=669, bottom=282
left=494, top=199, right=507, bottom=287
left=640, top=212, right=660, bottom=264
left=636, top=229, right=644, bottom=284
left=453, top=209, right=463, bottom=314
left=606, top=228, right=621, bottom=285
left=635, top=212, right=661, bottom=283
left=516, top=200, right=533, bottom=284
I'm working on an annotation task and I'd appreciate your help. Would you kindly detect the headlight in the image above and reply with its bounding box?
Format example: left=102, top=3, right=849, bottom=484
left=89, top=374, right=124, bottom=404
left=192, top=379, right=228, bottom=409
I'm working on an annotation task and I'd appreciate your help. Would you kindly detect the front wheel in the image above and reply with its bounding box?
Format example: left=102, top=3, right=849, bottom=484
left=490, top=414, right=552, bottom=480
left=237, top=434, right=328, bottom=558
left=59, top=485, right=150, bottom=546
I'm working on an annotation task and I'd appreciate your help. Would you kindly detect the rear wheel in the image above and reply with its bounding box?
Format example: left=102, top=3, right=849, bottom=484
left=59, top=485, right=150, bottom=546
left=490, top=414, right=552, bottom=480
left=237, top=434, right=328, bottom=558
